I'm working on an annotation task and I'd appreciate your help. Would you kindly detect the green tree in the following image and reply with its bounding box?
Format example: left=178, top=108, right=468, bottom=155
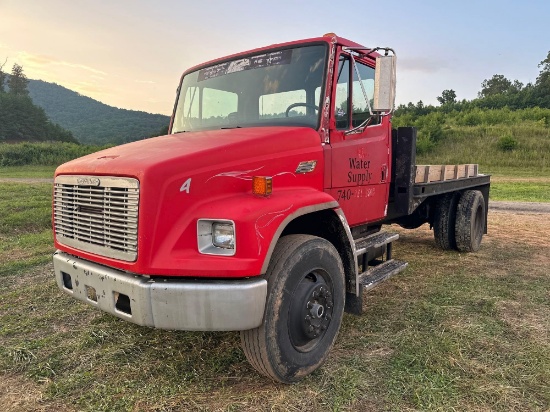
left=534, top=51, right=550, bottom=107
left=479, top=74, right=513, bottom=98
left=436, top=89, right=457, bottom=105
left=8, top=63, right=29, bottom=96
left=0, top=92, right=77, bottom=143
left=0, top=58, right=7, bottom=93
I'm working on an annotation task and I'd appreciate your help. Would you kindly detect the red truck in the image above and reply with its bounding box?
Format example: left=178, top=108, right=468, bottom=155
left=53, top=34, right=490, bottom=383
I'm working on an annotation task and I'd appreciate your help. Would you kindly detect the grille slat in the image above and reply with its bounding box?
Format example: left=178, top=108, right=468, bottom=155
left=56, top=227, right=137, bottom=247
left=55, top=216, right=138, bottom=236
left=54, top=175, right=140, bottom=261
left=54, top=192, right=139, bottom=201
left=54, top=212, right=138, bottom=230
left=54, top=221, right=138, bottom=241
left=56, top=203, right=137, bottom=214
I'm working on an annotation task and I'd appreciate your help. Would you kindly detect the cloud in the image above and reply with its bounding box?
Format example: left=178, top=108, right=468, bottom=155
left=399, top=56, right=450, bottom=73
left=17, top=51, right=107, bottom=75
left=135, top=79, right=156, bottom=84
left=20, top=53, right=56, bottom=65
left=66, top=81, right=109, bottom=96
left=58, top=61, right=106, bottom=76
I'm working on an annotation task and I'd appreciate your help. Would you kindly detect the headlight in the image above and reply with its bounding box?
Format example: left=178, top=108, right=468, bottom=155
left=197, top=219, right=236, bottom=256
left=212, top=222, right=235, bottom=249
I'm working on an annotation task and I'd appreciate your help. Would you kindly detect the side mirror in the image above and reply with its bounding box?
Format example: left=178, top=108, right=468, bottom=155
left=374, top=55, right=396, bottom=112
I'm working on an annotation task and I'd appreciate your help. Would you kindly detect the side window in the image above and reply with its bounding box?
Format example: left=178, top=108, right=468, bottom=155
left=334, top=56, right=350, bottom=129
left=203, top=88, right=238, bottom=126
left=352, top=62, right=376, bottom=127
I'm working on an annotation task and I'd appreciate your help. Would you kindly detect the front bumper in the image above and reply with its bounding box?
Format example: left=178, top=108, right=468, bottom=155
left=53, top=251, right=267, bottom=331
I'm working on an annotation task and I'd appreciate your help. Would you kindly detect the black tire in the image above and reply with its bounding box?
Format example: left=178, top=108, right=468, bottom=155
left=240, top=235, right=345, bottom=383
left=433, top=193, right=460, bottom=250
left=455, top=190, right=485, bottom=252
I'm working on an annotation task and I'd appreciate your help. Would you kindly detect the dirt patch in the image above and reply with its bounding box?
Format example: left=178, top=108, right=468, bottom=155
left=0, top=374, right=73, bottom=412
left=487, top=211, right=550, bottom=248
left=497, top=300, right=549, bottom=343
left=490, top=201, right=550, bottom=213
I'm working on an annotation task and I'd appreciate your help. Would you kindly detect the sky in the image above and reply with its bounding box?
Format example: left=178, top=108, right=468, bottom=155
left=1, top=0, right=549, bottom=115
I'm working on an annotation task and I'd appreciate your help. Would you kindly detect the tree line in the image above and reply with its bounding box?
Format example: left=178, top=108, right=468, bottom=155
left=391, top=50, right=550, bottom=154
left=0, top=61, right=77, bottom=143
left=396, top=50, right=550, bottom=117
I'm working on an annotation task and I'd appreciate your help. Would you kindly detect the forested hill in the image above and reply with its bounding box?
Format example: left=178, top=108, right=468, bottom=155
left=27, top=79, right=170, bottom=145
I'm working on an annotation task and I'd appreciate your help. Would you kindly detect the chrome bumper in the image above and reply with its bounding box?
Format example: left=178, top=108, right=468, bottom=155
left=53, top=251, right=267, bottom=331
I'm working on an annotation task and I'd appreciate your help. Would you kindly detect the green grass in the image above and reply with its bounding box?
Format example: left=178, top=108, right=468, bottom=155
left=0, top=142, right=108, bottom=167
left=416, top=123, right=550, bottom=174
left=0, top=165, right=56, bottom=178
left=411, top=120, right=550, bottom=202
left=0, top=183, right=53, bottom=235
left=490, top=181, right=550, bottom=202
left=0, top=183, right=54, bottom=277
left=0, top=182, right=549, bottom=411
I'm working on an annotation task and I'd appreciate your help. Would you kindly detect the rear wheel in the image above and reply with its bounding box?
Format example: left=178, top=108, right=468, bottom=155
left=455, top=190, right=485, bottom=252
left=240, top=235, right=345, bottom=383
left=433, top=193, right=460, bottom=250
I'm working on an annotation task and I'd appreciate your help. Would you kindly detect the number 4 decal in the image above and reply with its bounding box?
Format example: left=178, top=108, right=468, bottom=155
left=180, top=178, right=191, bottom=193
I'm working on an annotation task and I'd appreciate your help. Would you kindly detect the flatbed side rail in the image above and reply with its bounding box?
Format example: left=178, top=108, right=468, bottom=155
left=413, top=174, right=491, bottom=199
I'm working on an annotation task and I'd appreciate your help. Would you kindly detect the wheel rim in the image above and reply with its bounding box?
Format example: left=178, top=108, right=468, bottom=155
left=288, top=270, right=334, bottom=352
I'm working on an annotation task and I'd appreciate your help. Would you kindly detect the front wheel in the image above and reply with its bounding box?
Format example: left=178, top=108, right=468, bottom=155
left=241, top=235, right=345, bottom=383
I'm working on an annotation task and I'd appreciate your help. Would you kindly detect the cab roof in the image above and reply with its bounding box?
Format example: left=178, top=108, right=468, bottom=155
left=181, top=34, right=376, bottom=77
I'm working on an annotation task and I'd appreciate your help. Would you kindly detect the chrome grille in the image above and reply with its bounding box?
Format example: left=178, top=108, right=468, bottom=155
left=54, top=175, right=139, bottom=261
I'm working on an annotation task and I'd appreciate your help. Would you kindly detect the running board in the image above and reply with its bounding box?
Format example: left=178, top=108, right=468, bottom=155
left=354, top=231, right=399, bottom=256
left=345, top=259, right=408, bottom=315
left=358, top=259, right=408, bottom=291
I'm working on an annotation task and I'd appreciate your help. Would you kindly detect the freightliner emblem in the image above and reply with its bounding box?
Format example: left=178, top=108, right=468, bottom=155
left=77, top=177, right=101, bottom=186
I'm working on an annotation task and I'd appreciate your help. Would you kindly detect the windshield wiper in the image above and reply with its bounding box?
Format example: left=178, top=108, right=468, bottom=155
left=220, top=126, right=242, bottom=129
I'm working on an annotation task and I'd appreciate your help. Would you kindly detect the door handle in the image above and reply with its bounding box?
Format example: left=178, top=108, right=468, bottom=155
left=381, top=165, right=388, bottom=182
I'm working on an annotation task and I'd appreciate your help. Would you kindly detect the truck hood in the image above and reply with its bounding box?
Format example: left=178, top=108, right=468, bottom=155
left=56, top=126, right=322, bottom=179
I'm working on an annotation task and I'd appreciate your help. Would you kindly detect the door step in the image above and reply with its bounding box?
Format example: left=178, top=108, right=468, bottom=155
left=358, top=259, right=408, bottom=291
left=354, top=231, right=399, bottom=256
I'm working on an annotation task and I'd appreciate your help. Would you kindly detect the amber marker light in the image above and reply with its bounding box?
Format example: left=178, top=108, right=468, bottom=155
left=252, top=176, right=273, bottom=197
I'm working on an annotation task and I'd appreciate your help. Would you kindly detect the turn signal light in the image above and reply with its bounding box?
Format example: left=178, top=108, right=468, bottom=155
left=252, top=176, right=272, bottom=197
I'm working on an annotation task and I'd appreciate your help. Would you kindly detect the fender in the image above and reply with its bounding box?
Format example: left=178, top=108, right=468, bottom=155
left=160, top=187, right=341, bottom=277
left=259, top=201, right=339, bottom=273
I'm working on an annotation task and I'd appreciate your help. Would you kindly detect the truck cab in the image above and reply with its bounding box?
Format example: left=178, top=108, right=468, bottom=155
left=52, top=34, right=489, bottom=383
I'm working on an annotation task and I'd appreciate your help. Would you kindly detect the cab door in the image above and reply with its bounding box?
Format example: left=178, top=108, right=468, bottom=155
left=326, top=53, right=391, bottom=226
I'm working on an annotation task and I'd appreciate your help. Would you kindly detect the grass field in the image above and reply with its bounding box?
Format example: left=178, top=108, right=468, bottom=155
left=0, top=166, right=56, bottom=179
left=0, top=182, right=548, bottom=411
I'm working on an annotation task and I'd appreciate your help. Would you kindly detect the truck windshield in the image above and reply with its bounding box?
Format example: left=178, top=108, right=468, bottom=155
left=172, top=44, right=327, bottom=133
